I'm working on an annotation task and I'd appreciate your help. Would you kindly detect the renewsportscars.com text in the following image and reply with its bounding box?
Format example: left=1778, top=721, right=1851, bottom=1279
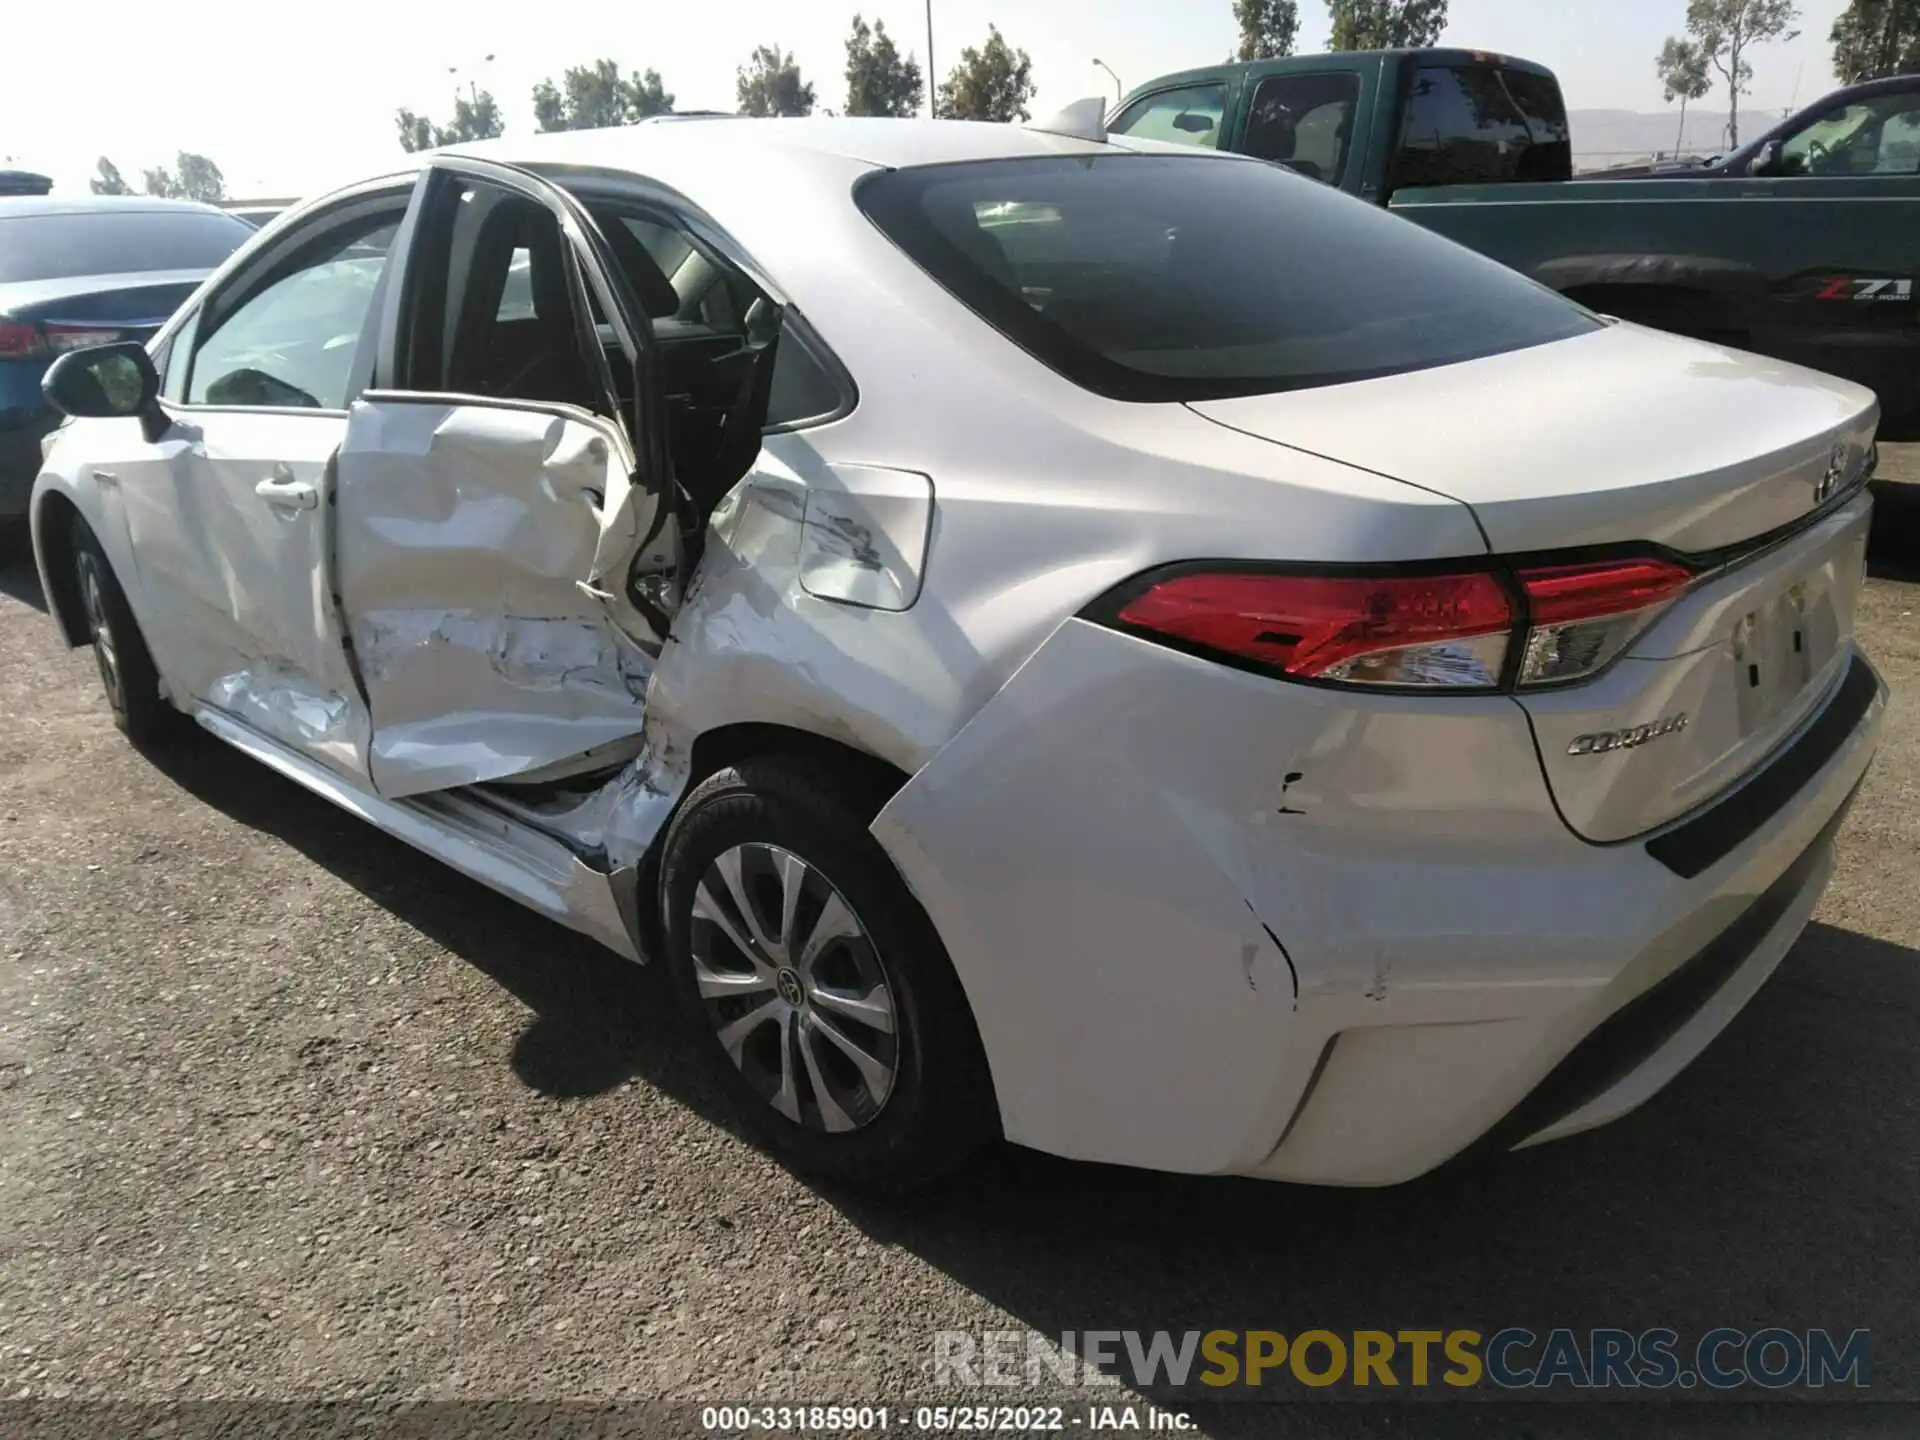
left=934, top=1327, right=1872, bottom=1392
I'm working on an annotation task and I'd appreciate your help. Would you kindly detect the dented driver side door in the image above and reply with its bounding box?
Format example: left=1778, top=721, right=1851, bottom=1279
left=331, top=156, right=680, bottom=799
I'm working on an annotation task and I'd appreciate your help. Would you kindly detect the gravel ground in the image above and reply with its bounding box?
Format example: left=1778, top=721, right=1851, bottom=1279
left=2, top=457, right=1919, bottom=1438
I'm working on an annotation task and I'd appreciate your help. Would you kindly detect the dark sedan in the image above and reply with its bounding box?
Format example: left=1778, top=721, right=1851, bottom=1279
left=1, top=197, right=253, bottom=519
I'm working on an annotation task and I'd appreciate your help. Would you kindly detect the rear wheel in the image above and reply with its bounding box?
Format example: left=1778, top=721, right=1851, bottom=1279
left=660, top=754, right=997, bottom=1188
left=71, top=526, right=168, bottom=742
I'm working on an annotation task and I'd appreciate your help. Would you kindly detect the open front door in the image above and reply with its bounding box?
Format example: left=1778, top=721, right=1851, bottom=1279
left=333, top=155, right=681, bottom=799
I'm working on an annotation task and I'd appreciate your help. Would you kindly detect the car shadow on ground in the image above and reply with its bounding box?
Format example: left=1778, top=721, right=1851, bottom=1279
left=137, top=723, right=741, bottom=1113
left=1868, top=482, right=1920, bottom=582
left=822, top=920, right=1920, bottom=1433
left=141, top=721, right=1919, bottom=1424
left=0, top=528, right=48, bottom=610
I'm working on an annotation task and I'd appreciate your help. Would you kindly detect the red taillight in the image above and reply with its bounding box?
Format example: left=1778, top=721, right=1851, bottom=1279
left=1518, top=559, right=1693, bottom=625
left=0, top=321, right=46, bottom=358
left=1114, top=569, right=1515, bottom=689
left=1515, top=557, right=1692, bottom=686
left=1100, top=555, right=1694, bottom=692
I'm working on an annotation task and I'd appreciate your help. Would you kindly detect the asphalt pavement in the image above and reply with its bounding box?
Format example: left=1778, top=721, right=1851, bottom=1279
left=1, top=461, right=1917, bottom=1438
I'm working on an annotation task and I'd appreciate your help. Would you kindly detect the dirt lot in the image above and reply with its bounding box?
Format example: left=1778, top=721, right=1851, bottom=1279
left=3, top=459, right=1919, bottom=1437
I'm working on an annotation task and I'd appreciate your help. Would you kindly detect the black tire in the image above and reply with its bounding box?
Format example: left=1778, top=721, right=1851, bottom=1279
left=660, top=753, right=998, bottom=1189
left=70, top=524, right=170, bottom=742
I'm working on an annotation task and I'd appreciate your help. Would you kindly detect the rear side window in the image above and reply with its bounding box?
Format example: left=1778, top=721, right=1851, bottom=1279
left=857, top=154, right=1598, bottom=404
left=1243, top=73, right=1363, bottom=184
left=0, top=209, right=252, bottom=283
left=1108, top=84, right=1227, bottom=149
left=1393, top=64, right=1572, bottom=191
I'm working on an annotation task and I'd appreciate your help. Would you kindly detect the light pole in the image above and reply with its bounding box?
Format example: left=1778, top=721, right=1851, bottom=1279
left=1093, top=58, right=1122, bottom=105
left=448, top=53, right=497, bottom=105
left=926, top=0, right=937, bottom=118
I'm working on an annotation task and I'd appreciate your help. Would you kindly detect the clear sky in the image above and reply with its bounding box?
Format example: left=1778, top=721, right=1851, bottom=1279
left=2, top=0, right=1852, bottom=197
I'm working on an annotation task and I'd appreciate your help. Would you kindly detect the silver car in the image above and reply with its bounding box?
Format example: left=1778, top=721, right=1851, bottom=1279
left=29, top=117, right=1884, bottom=1187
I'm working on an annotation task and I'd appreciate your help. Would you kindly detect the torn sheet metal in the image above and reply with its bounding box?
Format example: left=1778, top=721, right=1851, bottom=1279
left=206, top=662, right=366, bottom=780
left=333, top=399, right=662, bottom=798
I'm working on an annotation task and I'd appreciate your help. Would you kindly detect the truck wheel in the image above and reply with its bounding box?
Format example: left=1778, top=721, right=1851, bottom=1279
left=659, top=753, right=998, bottom=1189
left=71, top=526, right=169, bottom=742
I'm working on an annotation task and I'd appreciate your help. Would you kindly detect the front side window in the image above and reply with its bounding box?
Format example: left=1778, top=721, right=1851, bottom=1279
left=187, top=218, right=397, bottom=409
left=1780, top=92, right=1920, bottom=175
left=858, top=154, right=1598, bottom=403
left=1393, top=64, right=1572, bottom=190
left=1242, top=73, right=1363, bottom=184
left=1109, top=84, right=1228, bottom=150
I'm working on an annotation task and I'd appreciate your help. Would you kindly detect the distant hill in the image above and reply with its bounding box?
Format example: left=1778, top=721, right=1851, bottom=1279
left=1568, top=107, right=1801, bottom=171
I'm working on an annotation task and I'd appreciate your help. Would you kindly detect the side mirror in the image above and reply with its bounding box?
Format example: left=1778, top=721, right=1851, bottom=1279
left=1747, top=139, right=1783, bottom=176
left=41, top=341, right=167, bottom=442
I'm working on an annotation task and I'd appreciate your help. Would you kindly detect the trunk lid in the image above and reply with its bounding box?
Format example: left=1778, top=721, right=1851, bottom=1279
left=1188, top=322, right=1880, bottom=842
left=0, top=268, right=210, bottom=336
left=1186, top=321, right=1880, bottom=554
left=1518, top=494, right=1871, bottom=841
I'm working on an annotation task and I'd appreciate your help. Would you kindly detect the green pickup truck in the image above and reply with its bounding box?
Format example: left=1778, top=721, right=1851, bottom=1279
left=1113, top=49, right=1920, bottom=426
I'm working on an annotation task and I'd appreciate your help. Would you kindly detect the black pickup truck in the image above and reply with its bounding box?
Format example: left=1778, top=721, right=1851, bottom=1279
left=1113, top=50, right=1920, bottom=425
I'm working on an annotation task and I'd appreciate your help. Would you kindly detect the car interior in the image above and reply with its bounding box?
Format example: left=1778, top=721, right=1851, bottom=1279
left=430, top=182, right=791, bottom=527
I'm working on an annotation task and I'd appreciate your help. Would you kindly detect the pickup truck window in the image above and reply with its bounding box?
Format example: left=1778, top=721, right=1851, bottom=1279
left=1108, top=84, right=1227, bottom=149
left=857, top=154, right=1598, bottom=403
left=1243, top=73, right=1362, bottom=184
left=1780, top=92, right=1920, bottom=175
left=1394, top=63, right=1572, bottom=190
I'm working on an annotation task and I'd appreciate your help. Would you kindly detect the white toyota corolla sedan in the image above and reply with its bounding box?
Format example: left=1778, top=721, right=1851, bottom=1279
left=28, top=114, right=1885, bottom=1188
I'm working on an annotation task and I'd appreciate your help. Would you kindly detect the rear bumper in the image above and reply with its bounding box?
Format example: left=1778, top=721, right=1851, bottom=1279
left=873, top=619, right=1884, bottom=1184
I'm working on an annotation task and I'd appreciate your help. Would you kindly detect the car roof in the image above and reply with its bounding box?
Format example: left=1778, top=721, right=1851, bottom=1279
left=443, top=114, right=1173, bottom=175
left=0, top=195, right=240, bottom=219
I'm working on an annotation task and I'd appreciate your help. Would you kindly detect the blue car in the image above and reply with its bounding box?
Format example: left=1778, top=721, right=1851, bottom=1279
left=2, top=196, right=253, bottom=519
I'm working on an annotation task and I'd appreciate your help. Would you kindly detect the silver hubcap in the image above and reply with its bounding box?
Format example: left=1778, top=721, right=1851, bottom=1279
left=76, top=552, right=120, bottom=704
left=690, top=842, right=899, bottom=1133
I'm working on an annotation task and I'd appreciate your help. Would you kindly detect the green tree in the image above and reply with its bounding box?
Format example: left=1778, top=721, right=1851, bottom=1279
left=1656, top=35, right=1715, bottom=157
left=737, top=45, right=817, bottom=116
left=936, top=25, right=1037, bottom=121
left=1234, top=0, right=1301, bottom=60
left=142, top=152, right=226, bottom=203
left=1686, top=0, right=1801, bottom=147
left=532, top=59, right=675, bottom=132
left=395, top=90, right=505, bottom=153
left=844, top=14, right=925, bottom=117
left=89, top=157, right=132, bottom=195
left=1830, top=0, right=1920, bottom=81
left=1327, top=0, right=1448, bottom=49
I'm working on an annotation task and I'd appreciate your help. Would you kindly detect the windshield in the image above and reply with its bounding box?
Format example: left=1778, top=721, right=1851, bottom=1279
left=0, top=208, right=252, bottom=283
left=857, top=154, right=1599, bottom=404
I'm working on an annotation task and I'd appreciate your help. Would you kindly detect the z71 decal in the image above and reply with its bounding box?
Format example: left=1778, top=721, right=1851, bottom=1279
left=1812, top=276, right=1915, bottom=302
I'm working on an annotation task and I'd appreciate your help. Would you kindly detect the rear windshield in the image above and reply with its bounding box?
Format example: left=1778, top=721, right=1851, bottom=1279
left=0, top=209, right=252, bottom=283
left=856, top=154, right=1599, bottom=403
left=1393, top=63, right=1573, bottom=190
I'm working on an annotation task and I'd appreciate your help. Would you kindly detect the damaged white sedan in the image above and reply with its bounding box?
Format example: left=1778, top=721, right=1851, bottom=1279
left=29, top=117, right=1886, bottom=1187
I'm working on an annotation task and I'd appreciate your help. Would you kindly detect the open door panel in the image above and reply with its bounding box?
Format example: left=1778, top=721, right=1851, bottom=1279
left=333, top=396, right=660, bottom=798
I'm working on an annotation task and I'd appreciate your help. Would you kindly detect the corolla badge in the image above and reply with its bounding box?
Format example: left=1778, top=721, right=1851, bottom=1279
left=1816, top=445, right=1846, bottom=505
left=1567, top=713, right=1689, bottom=757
